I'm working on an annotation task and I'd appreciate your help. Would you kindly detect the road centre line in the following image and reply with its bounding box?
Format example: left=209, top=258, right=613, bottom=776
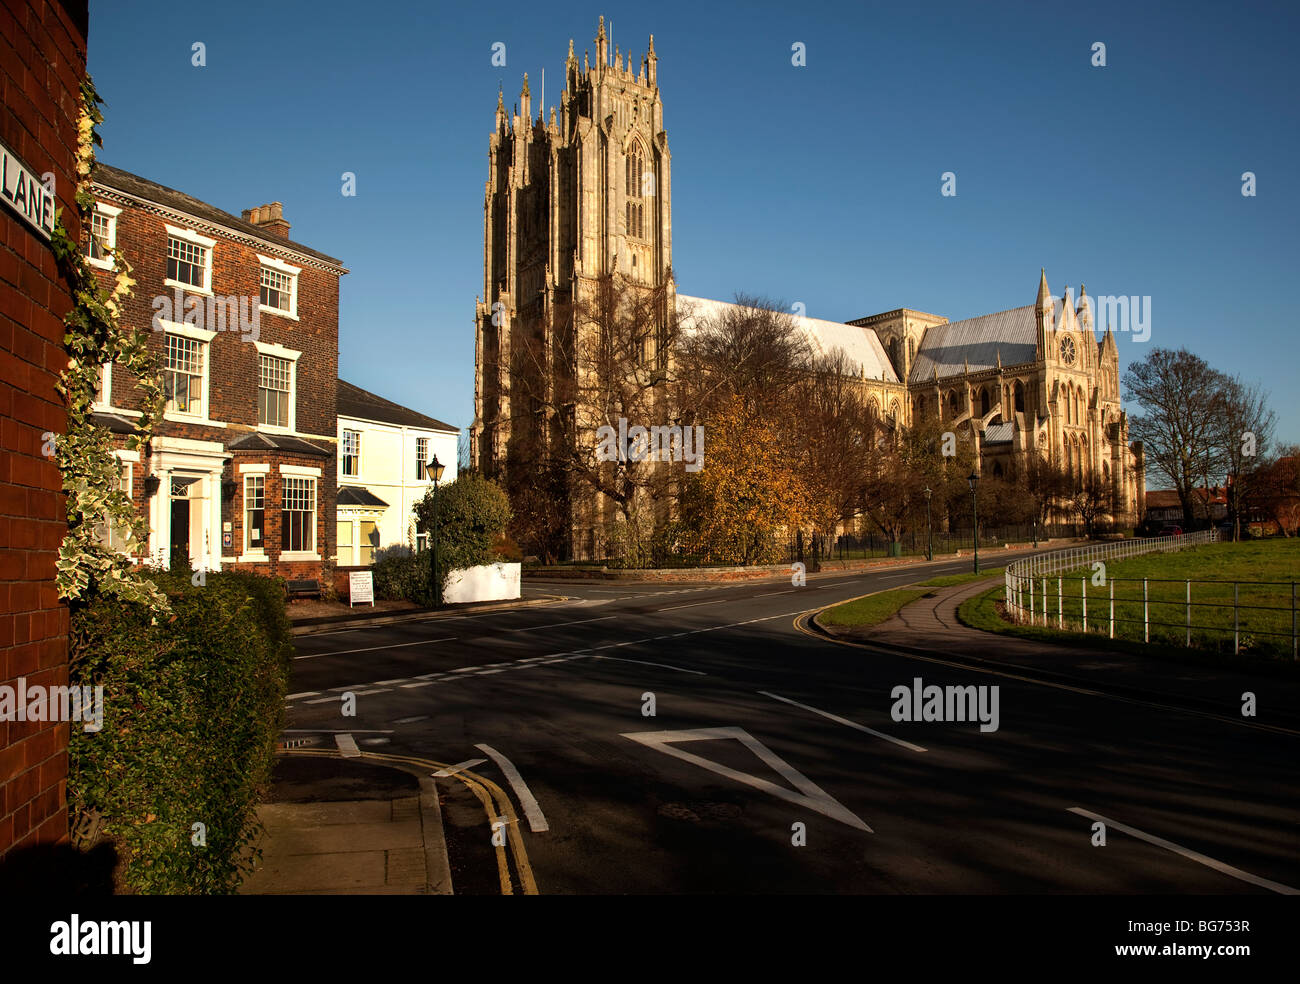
left=590, top=655, right=707, bottom=675
left=286, top=691, right=319, bottom=700
left=505, top=615, right=617, bottom=632
left=1066, top=808, right=1299, bottom=894
left=656, top=599, right=734, bottom=612
left=758, top=690, right=926, bottom=752
left=475, top=743, right=550, bottom=833
left=293, top=636, right=458, bottom=660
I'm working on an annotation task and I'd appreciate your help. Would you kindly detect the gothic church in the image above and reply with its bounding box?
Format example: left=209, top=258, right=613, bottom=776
left=471, top=18, right=1145, bottom=556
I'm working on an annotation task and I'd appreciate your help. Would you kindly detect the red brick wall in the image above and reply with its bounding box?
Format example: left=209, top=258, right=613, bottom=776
left=0, top=0, right=89, bottom=861
left=90, top=183, right=343, bottom=583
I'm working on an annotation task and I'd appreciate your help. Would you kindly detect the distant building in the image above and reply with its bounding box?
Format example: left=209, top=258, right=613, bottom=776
left=337, top=380, right=459, bottom=566
left=86, top=164, right=348, bottom=583
left=1144, top=487, right=1227, bottom=526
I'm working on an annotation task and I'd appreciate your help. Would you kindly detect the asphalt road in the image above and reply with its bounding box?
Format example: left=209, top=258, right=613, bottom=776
left=281, top=551, right=1300, bottom=894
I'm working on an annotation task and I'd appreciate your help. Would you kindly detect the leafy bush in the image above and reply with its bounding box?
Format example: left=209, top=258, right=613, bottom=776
left=67, top=567, right=291, bottom=894
left=372, top=550, right=433, bottom=606
left=413, top=474, right=512, bottom=593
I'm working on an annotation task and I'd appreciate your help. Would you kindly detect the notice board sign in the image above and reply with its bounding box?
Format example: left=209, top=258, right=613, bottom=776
left=349, top=570, right=375, bottom=607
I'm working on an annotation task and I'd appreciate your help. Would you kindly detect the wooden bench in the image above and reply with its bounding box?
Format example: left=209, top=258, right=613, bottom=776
left=286, top=578, right=321, bottom=600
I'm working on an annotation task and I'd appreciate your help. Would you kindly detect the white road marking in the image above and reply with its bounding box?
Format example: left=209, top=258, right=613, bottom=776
left=505, top=615, right=617, bottom=632
left=334, top=733, right=361, bottom=758
left=656, top=599, right=730, bottom=612
left=623, top=726, right=871, bottom=832
left=477, top=669, right=508, bottom=675
left=475, top=743, right=550, bottom=832
left=758, top=691, right=926, bottom=752
left=286, top=691, right=320, bottom=700
left=392, top=716, right=428, bottom=724
left=400, top=681, right=435, bottom=689
left=1066, top=808, right=1300, bottom=895
left=752, top=590, right=798, bottom=598
left=452, top=666, right=483, bottom=673
left=373, top=679, right=407, bottom=685
left=590, top=655, right=706, bottom=675
left=304, top=695, right=341, bottom=705
left=293, top=636, right=458, bottom=660
left=432, top=758, right=488, bottom=777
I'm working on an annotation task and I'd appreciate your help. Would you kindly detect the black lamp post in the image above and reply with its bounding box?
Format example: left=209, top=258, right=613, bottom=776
left=923, top=486, right=933, bottom=562
left=427, top=454, right=445, bottom=607
left=968, top=470, right=980, bottom=574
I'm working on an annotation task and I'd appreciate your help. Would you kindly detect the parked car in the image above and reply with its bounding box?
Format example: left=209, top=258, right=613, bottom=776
left=1159, top=525, right=1183, bottom=536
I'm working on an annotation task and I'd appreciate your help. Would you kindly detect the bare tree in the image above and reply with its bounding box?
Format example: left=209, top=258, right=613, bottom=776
left=1124, top=348, right=1229, bottom=530
left=1214, top=375, right=1276, bottom=540
left=1068, top=471, right=1111, bottom=539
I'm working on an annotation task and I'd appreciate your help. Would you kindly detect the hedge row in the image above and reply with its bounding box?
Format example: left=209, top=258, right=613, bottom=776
left=67, top=568, right=292, bottom=894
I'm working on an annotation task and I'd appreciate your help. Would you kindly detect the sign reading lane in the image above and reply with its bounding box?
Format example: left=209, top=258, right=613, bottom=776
left=0, top=137, right=55, bottom=240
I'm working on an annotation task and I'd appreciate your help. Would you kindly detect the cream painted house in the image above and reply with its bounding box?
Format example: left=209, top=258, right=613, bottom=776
left=336, top=379, right=459, bottom=566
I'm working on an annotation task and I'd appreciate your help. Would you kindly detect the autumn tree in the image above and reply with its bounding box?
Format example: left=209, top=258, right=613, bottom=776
left=674, top=397, right=810, bottom=565
left=1213, top=375, right=1276, bottom=540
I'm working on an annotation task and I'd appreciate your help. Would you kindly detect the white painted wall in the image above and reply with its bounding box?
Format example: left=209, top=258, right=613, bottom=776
left=443, top=562, right=521, bottom=604
left=336, top=414, right=459, bottom=566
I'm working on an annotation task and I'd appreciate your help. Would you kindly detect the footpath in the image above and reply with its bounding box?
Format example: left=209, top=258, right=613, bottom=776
left=240, top=754, right=452, bottom=895
left=817, top=578, right=1300, bottom=731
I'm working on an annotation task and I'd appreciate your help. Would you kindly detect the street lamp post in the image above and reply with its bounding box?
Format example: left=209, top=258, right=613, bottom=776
left=968, top=470, right=980, bottom=575
left=923, top=486, right=933, bottom=562
left=427, top=454, right=445, bottom=607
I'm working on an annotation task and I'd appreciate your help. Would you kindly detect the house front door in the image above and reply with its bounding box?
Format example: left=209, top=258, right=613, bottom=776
left=170, top=497, right=190, bottom=569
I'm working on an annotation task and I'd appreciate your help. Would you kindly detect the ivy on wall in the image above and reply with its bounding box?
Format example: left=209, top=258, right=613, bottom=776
left=48, top=77, right=168, bottom=611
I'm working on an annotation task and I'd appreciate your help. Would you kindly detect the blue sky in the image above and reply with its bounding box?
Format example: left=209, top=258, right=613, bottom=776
left=89, top=0, right=1299, bottom=447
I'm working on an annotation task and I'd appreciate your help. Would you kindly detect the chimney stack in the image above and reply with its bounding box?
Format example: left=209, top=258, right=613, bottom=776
left=241, top=202, right=291, bottom=239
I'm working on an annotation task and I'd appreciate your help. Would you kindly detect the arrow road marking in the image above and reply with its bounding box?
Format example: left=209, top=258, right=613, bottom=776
left=622, top=726, right=872, bottom=833
left=475, top=743, right=550, bottom=833
left=432, top=758, right=488, bottom=778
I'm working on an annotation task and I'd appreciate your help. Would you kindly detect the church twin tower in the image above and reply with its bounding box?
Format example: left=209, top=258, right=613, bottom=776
left=472, top=17, right=671, bottom=475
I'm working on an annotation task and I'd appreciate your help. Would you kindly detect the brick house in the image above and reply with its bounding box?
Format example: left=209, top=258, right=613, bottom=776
left=0, top=0, right=88, bottom=862
left=86, top=164, right=348, bottom=583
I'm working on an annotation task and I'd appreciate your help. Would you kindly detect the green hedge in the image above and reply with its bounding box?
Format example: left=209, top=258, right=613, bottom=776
left=67, top=568, right=291, bottom=894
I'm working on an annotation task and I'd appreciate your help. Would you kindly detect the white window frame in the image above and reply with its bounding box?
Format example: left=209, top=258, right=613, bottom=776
left=257, top=254, right=301, bottom=320
left=97, top=449, right=138, bottom=556
left=280, top=474, right=318, bottom=558
left=161, top=325, right=215, bottom=422
left=415, top=436, right=429, bottom=482
left=164, top=224, right=215, bottom=295
left=342, top=429, right=362, bottom=478
left=242, top=472, right=267, bottom=556
left=93, top=362, right=113, bottom=409
left=87, top=201, right=121, bottom=270
left=253, top=341, right=302, bottom=433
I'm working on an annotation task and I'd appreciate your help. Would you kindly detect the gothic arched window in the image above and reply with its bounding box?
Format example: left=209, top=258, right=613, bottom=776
left=625, top=144, right=645, bottom=240
left=979, top=387, right=990, bottom=418
left=1014, top=379, right=1025, bottom=414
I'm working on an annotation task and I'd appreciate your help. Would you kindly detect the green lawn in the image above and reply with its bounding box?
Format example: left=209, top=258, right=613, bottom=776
left=965, top=539, right=1300, bottom=665
left=818, top=588, right=933, bottom=629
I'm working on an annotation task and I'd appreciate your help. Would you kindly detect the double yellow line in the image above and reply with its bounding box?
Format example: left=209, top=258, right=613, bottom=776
left=280, top=746, right=540, bottom=895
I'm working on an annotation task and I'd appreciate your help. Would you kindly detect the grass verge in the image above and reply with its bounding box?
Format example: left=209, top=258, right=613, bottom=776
left=819, top=588, right=933, bottom=629
left=958, top=582, right=1300, bottom=678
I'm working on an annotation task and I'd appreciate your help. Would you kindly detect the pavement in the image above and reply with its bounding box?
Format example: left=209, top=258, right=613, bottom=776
left=240, top=753, right=452, bottom=895
left=825, top=577, right=1300, bottom=730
